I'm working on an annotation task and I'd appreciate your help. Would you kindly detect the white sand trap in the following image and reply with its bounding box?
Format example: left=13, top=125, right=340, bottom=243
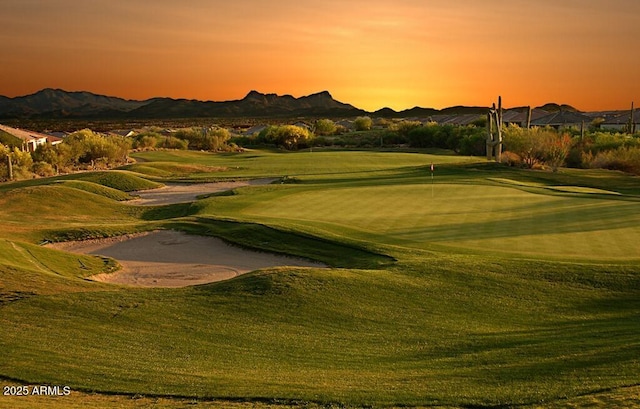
left=128, top=178, right=277, bottom=206
left=49, top=230, right=326, bottom=288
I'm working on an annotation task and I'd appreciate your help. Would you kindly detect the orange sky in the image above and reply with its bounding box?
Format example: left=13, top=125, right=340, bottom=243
left=1, top=0, right=639, bottom=111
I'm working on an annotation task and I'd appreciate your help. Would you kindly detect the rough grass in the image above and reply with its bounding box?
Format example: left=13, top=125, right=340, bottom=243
left=1, top=149, right=639, bottom=408
left=57, top=180, right=135, bottom=201
left=122, top=162, right=228, bottom=178
left=0, top=184, right=144, bottom=242
left=0, top=169, right=162, bottom=193
left=75, top=170, right=162, bottom=192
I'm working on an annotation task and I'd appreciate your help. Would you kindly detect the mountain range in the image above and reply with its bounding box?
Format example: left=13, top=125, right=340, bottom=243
left=0, top=88, right=579, bottom=120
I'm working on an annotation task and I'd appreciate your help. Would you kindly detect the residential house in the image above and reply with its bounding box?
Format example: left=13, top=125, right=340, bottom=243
left=110, top=129, right=137, bottom=138
left=530, top=110, right=592, bottom=130
left=501, top=108, right=550, bottom=127
left=430, top=114, right=484, bottom=126
left=0, top=124, right=61, bottom=151
left=601, top=111, right=639, bottom=132
left=244, top=125, right=268, bottom=135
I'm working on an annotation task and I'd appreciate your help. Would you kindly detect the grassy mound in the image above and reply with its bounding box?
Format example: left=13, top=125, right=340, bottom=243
left=123, top=162, right=228, bottom=178
left=57, top=180, right=134, bottom=201
left=76, top=170, right=162, bottom=192
left=0, top=184, right=142, bottom=241
left=1, top=260, right=638, bottom=406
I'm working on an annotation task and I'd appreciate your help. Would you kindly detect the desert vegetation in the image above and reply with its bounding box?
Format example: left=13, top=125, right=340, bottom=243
left=4, top=116, right=640, bottom=182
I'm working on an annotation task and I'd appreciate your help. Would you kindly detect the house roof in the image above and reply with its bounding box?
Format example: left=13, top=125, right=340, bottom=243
left=501, top=108, right=549, bottom=123
left=530, top=111, right=591, bottom=127
left=602, top=111, right=640, bottom=125
left=111, top=129, right=137, bottom=137
left=244, top=125, right=268, bottom=135
left=46, top=131, right=69, bottom=138
left=429, top=114, right=483, bottom=126
left=0, top=124, right=52, bottom=144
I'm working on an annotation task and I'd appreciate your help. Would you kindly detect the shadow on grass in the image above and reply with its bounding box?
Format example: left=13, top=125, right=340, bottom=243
left=167, top=218, right=396, bottom=270
left=139, top=202, right=200, bottom=220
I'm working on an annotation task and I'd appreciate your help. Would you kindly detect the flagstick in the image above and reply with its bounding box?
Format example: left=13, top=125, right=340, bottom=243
left=430, top=163, right=434, bottom=198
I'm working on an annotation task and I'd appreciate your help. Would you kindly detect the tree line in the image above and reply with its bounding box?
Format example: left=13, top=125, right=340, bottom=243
left=2, top=119, right=639, bottom=182
left=0, top=127, right=234, bottom=181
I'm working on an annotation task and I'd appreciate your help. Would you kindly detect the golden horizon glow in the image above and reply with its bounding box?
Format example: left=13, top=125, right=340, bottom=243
left=1, top=0, right=639, bottom=111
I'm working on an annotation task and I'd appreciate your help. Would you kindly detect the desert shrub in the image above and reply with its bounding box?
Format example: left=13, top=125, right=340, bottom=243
left=63, top=130, right=131, bottom=166
left=174, top=127, right=230, bottom=151
left=259, top=125, right=313, bottom=150
left=10, top=147, right=34, bottom=179
left=32, top=143, right=72, bottom=172
left=311, top=136, right=334, bottom=147
left=506, top=127, right=573, bottom=170
left=501, top=151, right=523, bottom=167
left=354, top=116, right=372, bottom=131
left=407, top=124, right=456, bottom=149
left=334, top=124, right=349, bottom=134
left=583, top=132, right=640, bottom=154
left=315, top=119, right=337, bottom=136
left=586, top=146, right=640, bottom=175
left=381, top=130, right=408, bottom=145
left=160, top=136, right=189, bottom=150
left=407, top=124, right=440, bottom=148
left=0, top=144, right=9, bottom=180
left=207, top=127, right=231, bottom=151
left=458, top=132, right=486, bottom=156
left=565, top=146, right=585, bottom=168
left=544, top=133, right=573, bottom=172
left=396, top=120, right=422, bottom=137
left=32, top=161, right=55, bottom=177
left=375, top=118, right=392, bottom=128
left=133, top=135, right=159, bottom=150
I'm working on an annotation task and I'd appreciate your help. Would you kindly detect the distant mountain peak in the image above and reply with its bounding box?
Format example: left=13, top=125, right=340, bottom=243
left=309, top=90, right=332, bottom=98
left=244, top=90, right=265, bottom=98
left=0, top=88, right=365, bottom=119
left=536, top=103, right=578, bottom=112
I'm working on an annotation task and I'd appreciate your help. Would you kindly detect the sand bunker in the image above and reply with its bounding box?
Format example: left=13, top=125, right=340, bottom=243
left=128, top=178, right=277, bottom=206
left=49, top=230, right=326, bottom=288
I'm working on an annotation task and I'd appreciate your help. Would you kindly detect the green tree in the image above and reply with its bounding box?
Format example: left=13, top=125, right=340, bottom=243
left=63, top=129, right=131, bottom=167
left=503, top=125, right=570, bottom=169
left=207, top=127, right=231, bottom=151
left=275, top=125, right=313, bottom=150
left=10, top=147, right=34, bottom=179
left=354, top=116, right=372, bottom=131
left=133, top=134, right=159, bottom=150
left=315, top=119, right=337, bottom=136
left=259, top=125, right=313, bottom=150
left=396, top=120, right=422, bottom=137
left=544, top=133, right=573, bottom=172
left=0, top=144, right=10, bottom=180
left=174, top=127, right=230, bottom=151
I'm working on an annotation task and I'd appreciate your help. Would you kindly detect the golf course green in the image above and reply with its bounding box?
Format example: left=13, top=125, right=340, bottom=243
left=1, top=149, right=639, bottom=408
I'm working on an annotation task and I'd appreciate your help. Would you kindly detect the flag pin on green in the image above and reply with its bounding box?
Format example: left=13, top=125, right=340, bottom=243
left=430, top=163, right=434, bottom=197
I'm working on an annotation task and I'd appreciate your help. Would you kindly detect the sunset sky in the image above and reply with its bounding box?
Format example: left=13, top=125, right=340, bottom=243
left=1, top=0, right=639, bottom=111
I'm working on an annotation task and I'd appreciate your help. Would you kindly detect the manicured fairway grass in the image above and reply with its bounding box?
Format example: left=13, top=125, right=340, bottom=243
left=1, top=149, right=639, bottom=408
left=207, top=181, right=640, bottom=260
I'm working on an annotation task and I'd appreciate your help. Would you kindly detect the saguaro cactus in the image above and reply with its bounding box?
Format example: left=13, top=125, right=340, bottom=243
left=486, top=96, right=503, bottom=162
